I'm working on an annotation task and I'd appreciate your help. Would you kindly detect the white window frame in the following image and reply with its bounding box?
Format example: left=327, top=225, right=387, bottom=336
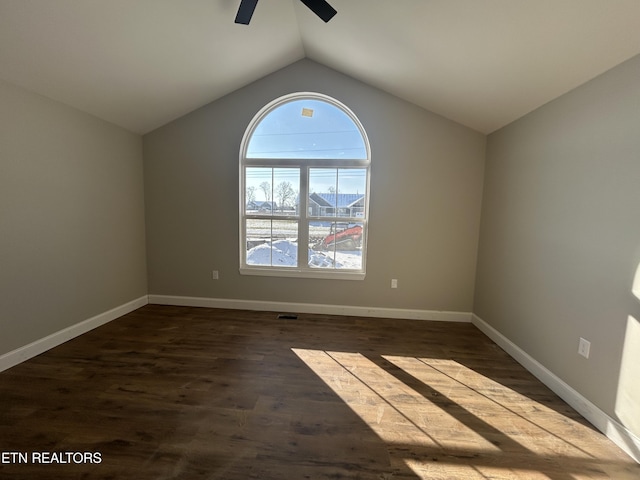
left=239, top=92, right=371, bottom=280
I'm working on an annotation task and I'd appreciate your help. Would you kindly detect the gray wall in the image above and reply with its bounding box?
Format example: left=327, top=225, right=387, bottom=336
left=474, top=55, right=640, bottom=438
left=0, top=79, right=147, bottom=356
left=144, top=59, right=485, bottom=312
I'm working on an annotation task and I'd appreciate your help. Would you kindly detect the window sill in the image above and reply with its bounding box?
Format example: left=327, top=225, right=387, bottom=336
left=239, top=267, right=365, bottom=281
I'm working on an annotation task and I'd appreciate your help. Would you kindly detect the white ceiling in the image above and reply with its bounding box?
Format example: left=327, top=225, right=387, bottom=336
left=1, top=0, right=639, bottom=135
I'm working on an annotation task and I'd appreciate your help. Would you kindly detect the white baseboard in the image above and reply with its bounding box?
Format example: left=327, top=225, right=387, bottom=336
left=471, top=313, right=640, bottom=464
left=148, top=294, right=472, bottom=323
left=0, top=295, right=148, bottom=373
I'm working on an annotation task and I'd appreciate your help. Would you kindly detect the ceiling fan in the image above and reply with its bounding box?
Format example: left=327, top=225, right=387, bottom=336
left=235, top=0, right=337, bottom=25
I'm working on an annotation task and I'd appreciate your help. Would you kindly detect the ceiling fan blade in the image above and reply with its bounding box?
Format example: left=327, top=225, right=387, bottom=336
left=235, top=0, right=259, bottom=25
left=299, top=0, right=337, bottom=22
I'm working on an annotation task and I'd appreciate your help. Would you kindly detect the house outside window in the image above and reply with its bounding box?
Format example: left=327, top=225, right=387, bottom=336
left=239, top=92, right=371, bottom=279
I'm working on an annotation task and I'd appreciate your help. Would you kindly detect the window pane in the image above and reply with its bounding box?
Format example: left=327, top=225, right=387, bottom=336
left=245, top=167, right=274, bottom=215
left=246, top=219, right=298, bottom=267
left=308, top=221, right=364, bottom=270
left=273, top=168, right=300, bottom=216
left=308, top=168, right=367, bottom=218
left=246, top=167, right=299, bottom=216
left=247, top=99, right=367, bottom=160
left=246, top=218, right=271, bottom=265
left=337, top=169, right=366, bottom=218
left=309, top=169, right=337, bottom=217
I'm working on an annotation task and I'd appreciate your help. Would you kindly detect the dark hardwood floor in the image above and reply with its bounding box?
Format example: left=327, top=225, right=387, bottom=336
left=0, top=305, right=638, bottom=479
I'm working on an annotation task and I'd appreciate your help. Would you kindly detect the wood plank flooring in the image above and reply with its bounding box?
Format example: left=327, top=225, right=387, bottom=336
left=0, top=305, right=638, bottom=479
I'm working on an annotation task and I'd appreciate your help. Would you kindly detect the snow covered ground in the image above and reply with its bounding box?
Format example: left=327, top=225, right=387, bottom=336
left=246, top=240, right=362, bottom=269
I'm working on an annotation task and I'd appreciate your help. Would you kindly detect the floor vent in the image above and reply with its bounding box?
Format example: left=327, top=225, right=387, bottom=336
left=277, top=314, right=298, bottom=320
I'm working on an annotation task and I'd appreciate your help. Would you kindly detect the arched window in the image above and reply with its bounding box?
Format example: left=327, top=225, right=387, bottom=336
left=239, top=92, right=371, bottom=279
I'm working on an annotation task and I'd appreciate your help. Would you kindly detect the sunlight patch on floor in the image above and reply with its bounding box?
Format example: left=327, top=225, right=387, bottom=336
left=291, top=348, right=499, bottom=453
left=291, top=347, right=640, bottom=479
left=383, top=355, right=604, bottom=460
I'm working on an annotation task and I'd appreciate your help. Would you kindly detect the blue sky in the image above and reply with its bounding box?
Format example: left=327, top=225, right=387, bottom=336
left=247, top=99, right=367, bottom=160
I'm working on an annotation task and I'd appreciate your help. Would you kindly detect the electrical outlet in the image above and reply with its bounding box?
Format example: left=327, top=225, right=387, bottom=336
left=212, top=270, right=219, bottom=280
left=391, top=279, right=398, bottom=289
left=578, top=337, right=591, bottom=358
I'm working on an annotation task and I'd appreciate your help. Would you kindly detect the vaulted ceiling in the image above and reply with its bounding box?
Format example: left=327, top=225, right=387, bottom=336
left=1, top=0, right=639, bottom=135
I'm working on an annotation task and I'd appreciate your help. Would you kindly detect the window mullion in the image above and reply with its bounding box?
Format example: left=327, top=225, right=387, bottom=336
left=298, top=165, right=309, bottom=269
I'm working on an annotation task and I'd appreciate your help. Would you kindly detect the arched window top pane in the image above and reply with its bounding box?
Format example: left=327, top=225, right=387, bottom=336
left=246, top=97, right=367, bottom=160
